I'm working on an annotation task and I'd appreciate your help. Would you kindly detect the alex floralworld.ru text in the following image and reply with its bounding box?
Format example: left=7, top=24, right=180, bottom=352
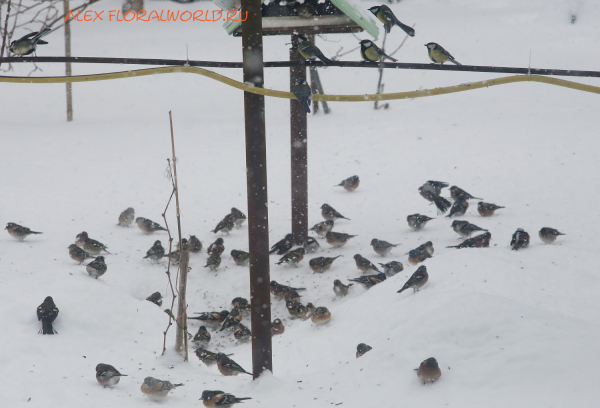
left=64, top=9, right=247, bottom=22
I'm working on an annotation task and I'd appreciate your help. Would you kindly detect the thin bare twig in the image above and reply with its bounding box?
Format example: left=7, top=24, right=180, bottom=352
left=0, top=0, right=13, bottom=67
left=161, top=185, right=177, bottom=356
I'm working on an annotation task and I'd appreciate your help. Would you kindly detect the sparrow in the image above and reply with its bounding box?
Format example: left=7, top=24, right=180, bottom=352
left=425, top=42, right=461, bottom=65
left=135, top=217, right=167, bottom=234
left=270, top=233, right=294, bottom=255
left=230, top=207, right=247, bottom=227
left=371, top=239, right=400, bottom=256
left=335, top=175, right=360, bottom=192
left=292, top=78, right=312, bottom=114
left=146, top=292, right=163, bottom=306
left=368, top=5, right=415, bottom=36
left=75, top=232, right=111, bottom=254
left=192, top=326, right=211, bottom=347
left=310, top=220, right=334, bottom=238
left=348, top=272, right=387, bottom=289
left=450, top=186, right=482, bottom=201
left=418, top=183, right=451, bottom=215
left=304, top=236, right=321, bottom=253
left=207, top=238, right=225, bottom=256
left=360, top=39, right=397, bottom=62
left=118, top=207, right=135, bottom=227
left=189, top=310, right=230, bottom=329
left=9, top=28, right=50, bottom=56
left=446, top=232, right=491, bottom=249
left=233, top=324, right=252, bottom=342
left=356, top=343, right=372, bottom=358
left=539, top=227, right=565, bottom=244
left=212, top=215, right=235, bottom=235
left=302, top=303, right=316, bottom=321
left=205, top=254, right=222, bottom=271
left=286, top=300, right=306, bottom=318
left=378, top=261, right=404, bottom=277
left=200, top=390, right=252, bottom=408
left=451, top=220, right=487, bottom=238
left=408, top=249, right=431, bottom=265
left=37, top=296, right=58, bottom=335
left=407, top=214, right=435, bottom=230
left=5, top=222, right=42, bottom=241
left=219, top=307, right=242, bottom=332
left=195, top=348, right=220, bottom=366
left=477, top=202, right=505, bottom=217
left=96, top=364, right=127, bottom=387
left=321, top=203, right=351, bottom=221
left=309, top=255, right=342, bottom=273
left=144, top=240, right=165, bottom=261
left=415, top=241, right=434, bottom=256
left=333, top=279, right=353, bottom=297
left=68, top=244, right=95, bottom=264
left=354, top=254, right=381, bottom=273
left=189, top=235, right=203, bottom=252
left=215, top=353, right=252, bottom=376
left=446, top=199, right=469, bottom=218
left=270, top=280, right=306, bottom=298
left=298, top=34, right=332, bottom=64
left=232, top=297, right=250, bottom=314
left=276, top=247, right=305, bottom=267
left=311, top=306, right=331, bottom=325
left=510, top=228, right=530, bottom=251
left=141, top=377, right=183, bottom=399
left=271, top=319, right=285, bottom=336
left=86, top=256, right=107, bottom=279
left=326, top=231, right=357, bottom=248
left=417, top=357, right=442, bottom=384
left=397, top=265, right=429, bottom=293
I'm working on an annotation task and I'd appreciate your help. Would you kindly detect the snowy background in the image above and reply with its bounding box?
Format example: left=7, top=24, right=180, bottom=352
left=1, top=0, right=600, bottom=406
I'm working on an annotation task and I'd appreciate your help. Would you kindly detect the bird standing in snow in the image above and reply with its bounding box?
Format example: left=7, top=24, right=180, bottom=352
left=37, top=296, right=59, bottom=335
left=335, top=175, right=360, bottom=192
left=271, top=319, right=285, bottom=336
left=450, top=186, right=482, bottom=201
left=310, top=220, right=334, bottom=238
left=231, top=250, right=250, bottom=266
left=188, top=235, right=203, bottom=252
left=326, top=231, right=357, bottom=248
left=270, top=233, right=294, bottom=255
left=75, top=231, right=111, bottom=254
left=207, top=238, right=225, bottom=256
left=304, top=236, right=321, bottom=253
left=368, top=5, right=415, bottom=36
left=446, top=199, right=469, bottom=218
left=397, top=265, right=429, bottom=293
left=68, top=244, right=95, bottom=264
left=311, top=306, right=332, bottom=325
left=408, top=249, right=431, bottom=265
left=189, top=310, right=229, bottom=330
left=309, top=255, right=342, bottom=273
left=539, top=227, right=565, bottom=244
left=348, top=272, right=387, bottom=289
left=146, top=292, right=163, bottom=306
left=270, top=280, right=306, bottom=298
left=447, top=232, right=491, bottom=249
left=418, top=182, right=451, bottom=215
left=451, top=220, right=488, bottom=238
left=333, top=279, right=353, bottom=296
left=371, top=238, right=400, bottom=256
left=5, top=222, right=42, bottom=241
left=212, top=214, right=235, bottom=235
left=321, top=203, right=350, bottom=221
left=276, top=247, right=305, bottom=267
left=141, top=377, right=184, bottom=399
left=230, top=207, right=247, bottom=227
left=192, top=326, right=211, bottom=348
left=118, top=207, right=135, bottom=226
left=96, top=364, right=127, bottom=387
left=510, top=228, right=530, bottom=250
left=477, top=202, right=505, bottom=217
left=356, top=343, right=372, bottom=358
left=417, top=357, right=442, bottom=384
left=205, top=254, right=222, bottom=271
left=354, top=254, right=381, bottom=273
left=144, top=240, right=165, bottom=261
left=135, top=217, right=167, bottom=234
left=407, top=214, right=435, bottom=230
left=86, top=256, right=107, bottom=279
left=215, top=353, right=252, bottom=376
left=379, top=261, right=404, bottom=276
left=200, top=390, right=251, bottom=408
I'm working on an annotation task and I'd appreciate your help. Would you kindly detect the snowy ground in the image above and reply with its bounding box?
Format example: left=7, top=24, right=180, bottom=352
left=1, top=0, right=600, bottom=406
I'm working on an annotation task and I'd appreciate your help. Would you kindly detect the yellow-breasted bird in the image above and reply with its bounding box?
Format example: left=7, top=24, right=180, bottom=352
left=298, top=34, right=332, bottom=65
left=368, top=5, right=415, bottom=36
left=360, top=40, right=397, bottom=63
left=425, top=42, right=461, bottom=65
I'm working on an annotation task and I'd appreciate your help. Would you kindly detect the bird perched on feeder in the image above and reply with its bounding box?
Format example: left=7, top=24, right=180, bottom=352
left=292, top=78, right=312, bottom=114
left=446, top=199, right=469, bottom=218
left=146, top=292, right=162, bottom=307
left=5, top=222, right=42, bottom=241
left=450, top=186, right=482, bottom=201
left=212, top=214, right=235, bottom=235
left=415, top=241, right=434, bottom=256
left=356, top=343, right=372, bottom=358
left=510, top=228, right=530, bottom=250
left=368, top=5, right=415, bottom=36
left=354, top=254, right=381, bottom=273
left=276, top=247, right=305, bottom=267
left=192, top=326, right=211, bottom=348
left=231, top=250, right=250, bottom=266
left=478, top=202, right=504, bottom=217
left=135, top=217, right=167, bottom=234
left=539, top=227, right=565, bottom=244
left=360, top=40, right=398, bottom=62
left=335, top=175, right=360, bottom=192
left=270, top=280, right=306, bottom=298
left=407, top=214, right=435, bottom=231
left=321, top=203, right=350, bottom=221
left=397, top=265, right=429, bottom=293
left=348, top=272, right=387, bottom=289
left=216, top=353, right=252, bottom=376
left=311, top=306, right=331, bottom=325
left=408, top=249, right=431, bottom=265
left=271, top=319, right=285, bottom=336
left=371, top=239, right=400, bottom=256
left=144, top=240, right=165, bottom=261
left=270, top=233, right=294, bottom=255
left=188, top=235, right=203, bottom=252
left=118, top=207, right=135, bottom=227
left=220, top=307, right=242, bottom=332
left=96, top=364, right=127, bottom=387
left=333, top=279, right=353, bottom=297
left=205, top=254, right=221, bottom=271
left=207, top=238, right=225, bottom=256
left=417, top=358, right=442, bottom=384
left=189, top=310, right=230, bottom=329
left=37, top=296, right=59, bottom=335
left=378, top=261, right=404, bottom=277
left=68, top=244, right=95, bottom=264
left=75, top=231, right=111, bottom=254
left=451, top=220, right=487, bottom=238
left=298, top=34, right=332, bottom=65
left=309, top=255, right=342, bottom=273
left=141, top=377, right=184, bottom=399
left=326, top=231, right=357, bottom=248
left=425, top=42, right=461, bottom=65
left=10, top=28, right=50, bottom=56
left=304, top=236, right=321, bottom=253
left=200, top=390, right=252, bottom=408
left=447, top=232, right=491, bottom=249
left=418, top=183, right=451, bottom=215
left=230, top=207, right=247, bottom=227
left=86, top=256, right=107, bottom=279
left=234, top=324, right=252, bottom=342
left=310, top=220, right=334, bottom=238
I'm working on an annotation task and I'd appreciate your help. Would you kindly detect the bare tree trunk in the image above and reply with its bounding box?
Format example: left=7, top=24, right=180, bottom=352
left=122, top=0, right=143, bottom=13
left=63, top=0, right=72, bottom=121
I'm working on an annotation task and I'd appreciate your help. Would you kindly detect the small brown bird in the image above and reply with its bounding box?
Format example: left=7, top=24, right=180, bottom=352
left=286, top=300, right=306, bottom=318
left=311, top=306, right=331, bottom=325
left=144, top=240, right=165, bottom=261
left=414, top=241, right=434, bottom=256
left=321, top=203, right=351, bottom=221
left=446, top=232, right=491, bottom=249
left=477, top=202, right=504, bottom=217
left=397, top=265, right=429, bottom=293
left=230, top=207, right=247, bottom=228
left=75, top=232, right=111, bottom=254
left=450, top=186, right=482, bottom=201
left=446, top=199, right=469, bottom=218
left=371, top=239, right=399, bottom=256
left=284, top=290, right=302, bottom=302
left=539, top=227, right=565, bottom=244
left=510, top=228, right=530, bottom=251
left=207, top=238, right=225, bottom=256
left=195, top=348, right=220, bottom=366
left=68, top=244, right=95, bottom=264
left=96, top=364, right=127, bottom=387
left=189, top=235, right=203, bottom=253
left=417, top=357, right=442, bottom=384
left=354, top=254, right=380, bottom=273
left=205, top=254, right=222, bottom=271
left=356, top=343, right=372, bottom=358
left=146, top=292, right=163, bottom=307
left=333, top=279, right=353, bottom=297
left=192, top=326, right=211, bottom=347
left=348, top=272, right=387, bottom=289
left=5, top=222, right=42, bottom=241
left=451, top=220, right=487, bottom=238
left=335, top=175, right=360, bottom=192
left=189, top=310, right=230, bottom=329
left=407, top=214, right=435, bottom=230
left=270, top=233, right=294, bottom=255
left=304, top=236, right=321, bottom=253
left=309, top=255, right=342, bottom=273
left=408, top=249, right=431, bottom=265
left=231, top=250, right=250, bottom=266
left=212, top=215, right=235, bottom=235
left=271, top=319, right=285, bottom=336
left=302, top=303, right=316, bottom=321
left=310, top=220, right=334, bottom=238
left=219, top=307, right=243, bottom=332
left=326, top=231, right=357, bottom=248
left=140, top=376, right=183, bottom=399
left=118, top=207, right=135, bottom=227
left=135, top=217, right=167, bottom=234
left=378, top=261, right=404, bottom=277
left=418, top=182, right=451, bottom=214
left=232, top=297, right=250, bottom=314
left=270, top=280, right=306, bottom=298
left=215, top=353, right=252, bottom=376
left=37, top=296, right=59, bottom=335
left=86, top=256, right=107, bottom=279
left=200, top=390, right=251, bottom=408
left=276, top=247, right=305, bottom=267
left=234, top=324, right=252, bottom=342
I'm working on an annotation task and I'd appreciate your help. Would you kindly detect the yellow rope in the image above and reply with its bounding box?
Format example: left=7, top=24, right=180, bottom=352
left=0, top=66, right=598, bottom=101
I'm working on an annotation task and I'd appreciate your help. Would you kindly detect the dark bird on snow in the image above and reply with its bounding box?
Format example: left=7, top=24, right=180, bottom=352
left=335, top=175, right=360, bottom=192
left=447, top=232, right=491, bottom=249
left=37, top=296, right=59, bottom=335
left=539, top=227, right=565, bottom=244
left=510, top=228, right=530, bottom=251
left=477, top=202, right=504, bottom=217
left=270, top=233, right=294, bottom=255
left=5, top=222, right=42, bottom=241
left=397, top=265, right=428, bottom=293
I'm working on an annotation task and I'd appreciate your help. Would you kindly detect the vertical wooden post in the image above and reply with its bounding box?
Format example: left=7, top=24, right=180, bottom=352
left=63, top=0, right=72, bottom=121
left=290, top=35, right=308, bottom=246
left=241, top=0, right=272, bottom=379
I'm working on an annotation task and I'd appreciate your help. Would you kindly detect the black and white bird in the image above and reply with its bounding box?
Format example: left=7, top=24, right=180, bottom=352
left=37, top=296, right=59, bottom=335
left=10, top=28, right=50, bottom=56
left=96, top=364, right=127, bottom=387
left=144, top=240, right=165, bottom=261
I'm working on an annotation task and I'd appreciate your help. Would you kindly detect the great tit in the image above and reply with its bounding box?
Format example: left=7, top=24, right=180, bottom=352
left=425, top=42, right=462, bottom=65
left=10, top=28, right=50, bottom=56
left=360, top=40, right=398, bottom=63
left=298, top=34, right=332, bottom=65
left=368, top=5, right=415, bottom=36
left=292, top=78, right=312, bottom=114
